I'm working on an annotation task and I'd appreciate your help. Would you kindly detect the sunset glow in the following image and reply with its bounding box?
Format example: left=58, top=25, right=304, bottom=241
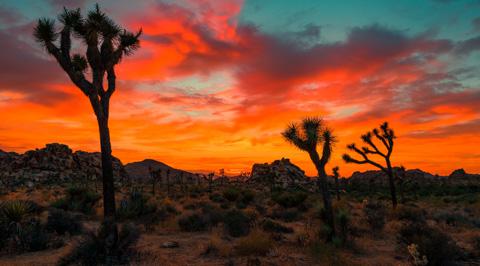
left=1, top=0, right=480, bottom=176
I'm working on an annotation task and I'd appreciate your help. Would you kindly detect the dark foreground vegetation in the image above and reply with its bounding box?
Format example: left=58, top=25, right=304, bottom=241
left=0, top=177, right=479, bottom=266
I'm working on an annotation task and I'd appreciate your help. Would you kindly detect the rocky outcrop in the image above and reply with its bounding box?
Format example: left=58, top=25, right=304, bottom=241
left=124, top=159, right=197, bottom=184
left=0, top=143, right=128, bottom=189
left=249, top=158, right=310, bottom=188
left=347, top=167, right=479, bottom=187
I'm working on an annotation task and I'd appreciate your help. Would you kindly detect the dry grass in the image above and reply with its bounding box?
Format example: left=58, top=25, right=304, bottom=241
left=235, top=229, right=273, bottom=256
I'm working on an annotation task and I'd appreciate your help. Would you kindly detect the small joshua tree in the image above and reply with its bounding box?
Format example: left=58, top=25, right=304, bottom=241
left=149, top=167, right=161, bottom=196
left=332, top=166, right=340, bottom=200
left=343, top=122, right=398, bottom=208
left=282, top=117, right=336, bottom=241
left=34, top=5, right=141, bottom=256
left=166, top=169, right=171, bottom=197
left=207, top=172, right=214, bottom=193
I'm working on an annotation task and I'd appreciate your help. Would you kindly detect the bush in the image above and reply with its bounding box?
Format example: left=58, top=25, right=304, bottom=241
left=178, top=213, right=209, bottom=232
left=270, top=208, right=300, bottom=222
left=59, top=223, right=139, bottom=266
left=117, top=190, right=156, bottom=220
left=1, top=200, right=36, bottom=224
left=178, top=207, right=224, bottom=232
left=17, top=218, right=50, bottom=252
left=209, top=193, right=225, bottom=203
left=224, top=210, right=251, bottom=237
left=47, top=209, right=82, bottom=235
left=363, top=201, right=386, bottom=232
left=236, top=230, right=272, bottom=256
left=262, top=219, right=293, bottom=234
left=397, top=222, right=463, bottom=265
left=432, top=210, right=471, bottom=227
left=51, top=186, right=100, bottom=214
left=396, top=206, right=426, bottom=224
left=336, top=208, right=351, bottom=244
left=272, top=190, right=308, bottom=208
left=223, top=187, right=240, bottom=202
left=240, top=189, right=255, bottom=205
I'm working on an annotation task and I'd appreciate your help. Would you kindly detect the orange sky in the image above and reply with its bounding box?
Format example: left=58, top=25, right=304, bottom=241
left=1, top=0, right=479, bottom=176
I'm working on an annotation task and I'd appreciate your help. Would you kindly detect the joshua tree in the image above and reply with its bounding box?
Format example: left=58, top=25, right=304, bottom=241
left=282, top=117, right=336, bottom=241
left=34, top=5, right=141, bottom=255
left=219, top=168, right=225, bottom=186
left=397, top=165, right=406, bottom=203
left=332, top=166, right=340, bottom=200
left=343, top=122, right=397, bottom=208
left=149, top=167, right=161, bottom=196
left=207, top=172, right=214, bottom=193
left=166, top=169, right=171, bottom=197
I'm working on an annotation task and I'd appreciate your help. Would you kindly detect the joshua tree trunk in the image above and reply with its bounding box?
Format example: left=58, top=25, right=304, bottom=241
left=335, top=177, right=340, bottom=201
left=96, top=114, right=118, bottom=256
left=310, top=152, right=335, bottom=241
left=386, top=162, right=397, bottom=208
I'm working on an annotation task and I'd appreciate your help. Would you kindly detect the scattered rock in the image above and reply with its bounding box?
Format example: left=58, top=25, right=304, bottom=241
left=161, top=241, right=179, bottom=248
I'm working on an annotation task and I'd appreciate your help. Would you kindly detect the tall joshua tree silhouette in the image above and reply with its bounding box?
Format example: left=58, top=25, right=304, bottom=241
left=34, top=5, right=141, bottom=254
left=343, top=122, right=397, bottom=208
left=332, top=166, right=340, bottom=200
left=282, top=117, right=336, bottom=241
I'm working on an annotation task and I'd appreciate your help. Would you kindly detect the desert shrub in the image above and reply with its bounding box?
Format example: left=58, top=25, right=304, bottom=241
left=262, top=219, right=293, bottom=234
left=363, top=201, right=386, bottom=232
left=309, top=241, right=350, bottom=265
left=272, top=190, right=308, bottom=208
left=202, top=207, right=224, bottom=227
left=1, top=200, right=36, bottom=224
left=223, top=187, right=241, bottom=202
left=209, top=193, right=225, bottom=203
left=202, top=235, right=232, bottom=257
left=395, top=206, right=426, bottom=224
left=236, top=230, right=272, bottom=256
left=178, top=213, right=209, bottom=232
left=47, top=209, right=82, bottom=235
left=224, top=209, right=251, bottom=237
left=17, top=218, right=50, bottom=252
left=51, top=186, right=100, bottom=214
left=432, top=210, right=471, bottom=227
left=117, top=190, right=156, bottom=220
left=240, top=189, right=255, bottom=205
left=270, top=208, right=300, bottom=222
left=59, top=223, right=139, bottom=266
left=397, top=222, right=463, bottom=265
left=235, top=201, right=247, bottom=209
left=0, top=218, right=9, bottom=250
left=336, top=208, right=351, bottom=244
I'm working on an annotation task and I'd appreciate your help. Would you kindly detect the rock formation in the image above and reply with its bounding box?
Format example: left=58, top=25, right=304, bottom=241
left=0, top=143, right=128, bottom=189
left=249, top=158, right=310, bottom=188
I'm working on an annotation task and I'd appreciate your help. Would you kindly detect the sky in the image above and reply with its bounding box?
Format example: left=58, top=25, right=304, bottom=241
left=0, top=0, right=480, bottom=176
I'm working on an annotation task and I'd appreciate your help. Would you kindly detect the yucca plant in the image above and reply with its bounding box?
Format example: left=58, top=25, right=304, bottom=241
left=1, top=200, right=36, bottom=225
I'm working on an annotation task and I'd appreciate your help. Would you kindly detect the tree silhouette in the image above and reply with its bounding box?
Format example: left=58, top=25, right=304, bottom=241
left=34, top=5, right=141, bottom=255
left=332, top=166, right=340, bottom=200
left=343, top=122, right=398, bottom=208
left=149, top=167, right=162, bottom=196
left=282, top=117, right=336, bottom=241
left=166, top=169, right=171, bottom=197
left=207, top=172, right=214, bottom=193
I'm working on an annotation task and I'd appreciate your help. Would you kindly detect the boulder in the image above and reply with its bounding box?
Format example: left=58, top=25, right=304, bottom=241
left=249, top=158, right=310, bottom=188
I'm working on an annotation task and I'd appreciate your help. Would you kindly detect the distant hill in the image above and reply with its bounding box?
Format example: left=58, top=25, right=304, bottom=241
left=124, top=159, right=196, bottom=180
